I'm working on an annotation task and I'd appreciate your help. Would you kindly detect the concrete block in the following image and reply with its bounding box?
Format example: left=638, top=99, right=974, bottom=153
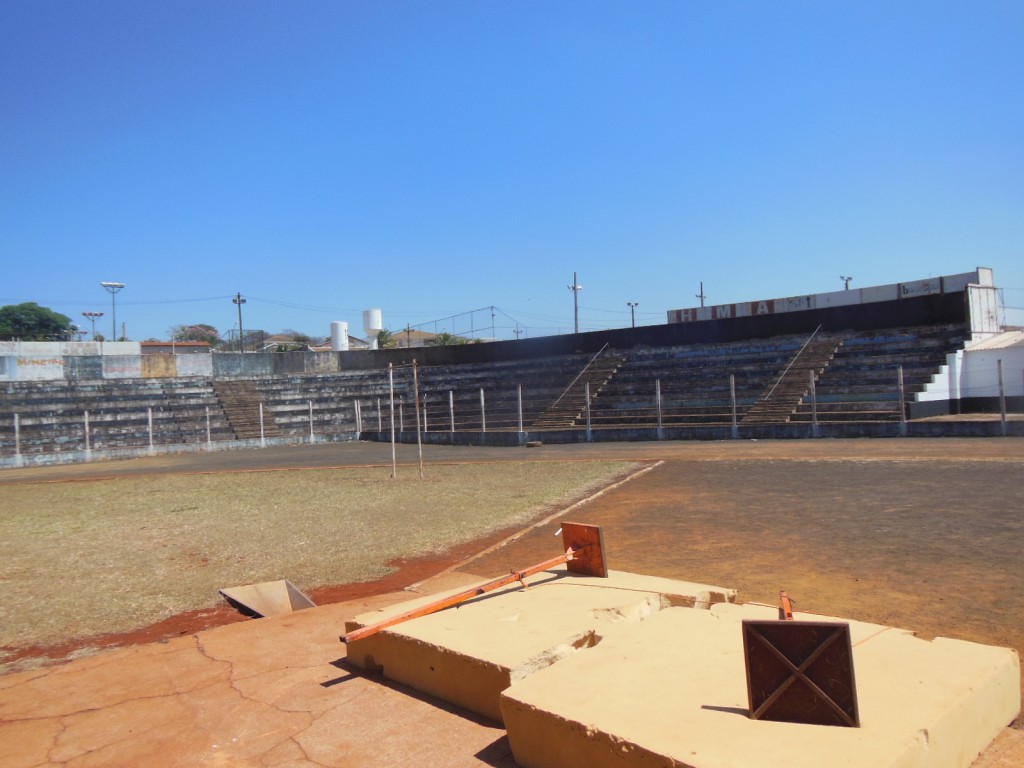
left=500, top=602, right=1020, bottom=768
left=344, top=568, right=736, bottom=722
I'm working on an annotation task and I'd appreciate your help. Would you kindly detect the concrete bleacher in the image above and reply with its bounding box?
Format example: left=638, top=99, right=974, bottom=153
left=0, top=321, right=980, bottom=464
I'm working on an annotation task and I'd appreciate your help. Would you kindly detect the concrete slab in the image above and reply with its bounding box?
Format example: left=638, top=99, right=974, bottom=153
left=219, top=578, right=317, bottom=617
left=344, top=567, right=737, bottom=722
left=500, top=602, right=1021, bottom=768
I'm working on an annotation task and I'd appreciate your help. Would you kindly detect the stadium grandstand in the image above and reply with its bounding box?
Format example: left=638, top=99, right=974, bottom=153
left=1, top=268, right=1021, bottom=467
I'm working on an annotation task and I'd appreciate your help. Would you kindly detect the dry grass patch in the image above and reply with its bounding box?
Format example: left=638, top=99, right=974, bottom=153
left=0, top=460, right=639, bottom=656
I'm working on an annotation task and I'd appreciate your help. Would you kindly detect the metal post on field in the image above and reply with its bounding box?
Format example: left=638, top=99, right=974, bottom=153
left=354, top=399, right=362, bottom=434
left=205, top=406, right=212, bottom=448
left=377, top=398, right=382, bottom=432
left=84, top=410, right=91, bottom=453
left=517, top=384, right=524, bottom=434
left=730, top=374, right=738, bottom=439
left=388, top=364, right=397, bottom=479
left=413, top=360, right=424, bottom=480
left=480, top=388, right=486, bottom=433
left=897, top=365, right=907, bottom=437
left=809, top=370, right=818, bottom=438
left=997, top=359, right=1007, bottom=437
left=14, top=412, right=21, bottom=465
left=259, top=403, right=266, bottom=447
left=148, top=407, right=154, bottom=453
left=449, top=390, right=455, bottom=432
left=656, top=379, right=663, bottom=441
left=308, top=400, right=314, bottom=443
left=585, top=381, right=592, bottom=442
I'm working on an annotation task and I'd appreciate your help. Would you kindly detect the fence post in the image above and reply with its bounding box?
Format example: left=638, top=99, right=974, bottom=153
left=585, top=381, right=592, bottom=442
left=517, top=384, right=524, bottom=434
left=413, top=360, right=424, bottom=480
left=354, top=399, right=362, bottom=434
left=84, top=410, right=91, bottom=454
left=259, top=403, right=266, bottom=447
left=14, top=412, right=21, bottom=466
left=730, top=374, right=737, bottom=439
left=388, top=364, right=396, bottom=479
left=809, top=370, right=818, bottom=438
left=480, top=388, right=486, bottom=433
left=656, top=379, right=663, bottom=441
left=399, top=398, right=404, bottom=433
left=309, top=400, right=314, bottom=443
left=997, top=359, right=1007, bottom=437
left=206, top=406, right=212, bottom=449
left=897, top=365, right=907, bottom=437
left=148, top=407, right=154, bottom=454
left=377, top=398, right=382, bottom=432
left=449, top=390, right=455, bottom=433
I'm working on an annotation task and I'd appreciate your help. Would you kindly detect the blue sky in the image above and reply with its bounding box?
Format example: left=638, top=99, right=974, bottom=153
left=2, top=1, right=1022, bottom=341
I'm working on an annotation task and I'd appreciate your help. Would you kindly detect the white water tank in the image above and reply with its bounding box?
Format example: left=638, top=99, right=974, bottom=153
left=330, top=321, right=349, bottom=352
left=363, top=309, right=383, bottom=350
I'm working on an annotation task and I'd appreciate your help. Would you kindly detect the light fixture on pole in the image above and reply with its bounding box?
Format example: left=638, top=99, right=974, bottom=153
left=567, top=272, right=582, bottom=334
left=82, top=311, right=104, bottom=340
left=841, top=275, right=853, bottom=290
left=100, top=282, right=125, bottom=341
left=627, top=302, right=638, bottom=328
left=233, top=293, right=247, bottom=352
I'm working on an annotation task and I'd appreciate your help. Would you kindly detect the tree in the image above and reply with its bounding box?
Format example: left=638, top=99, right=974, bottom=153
left=427, top=332, right=467, bottom=347
left=170, top=323, right=221, bottom=346
left=0, top=302, right=74, bottom=341
left=376, top=328, right=396, bottom=349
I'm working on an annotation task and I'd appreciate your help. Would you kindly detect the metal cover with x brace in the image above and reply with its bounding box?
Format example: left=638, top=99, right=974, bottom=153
left=742, top=619, right=860, bottom=727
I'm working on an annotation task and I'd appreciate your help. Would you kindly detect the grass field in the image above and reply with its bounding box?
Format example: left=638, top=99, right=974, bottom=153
left=0, top=460, right=641, bottom=661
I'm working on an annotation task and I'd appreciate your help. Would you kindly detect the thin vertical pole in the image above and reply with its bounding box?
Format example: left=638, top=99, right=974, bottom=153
left=480, top=388, right=486, bottom=432
left=14, top=412, right=21, bottom=464
left=656, top=379, right=663, bottom=440
left=997, top=359, right=1007, bottom=437
left=205, top=406, right=211, bottom=448
left=355, top=399, right=362, bottom=433
left=897, top=365, right=907, bottom=437
left=377, top=398, right=382, bottom=431
left=422, top=397, right=429, bottom=432
left=585, top=381, right=592, bottom=442
left=388, top=363, right=396, bottom=479
left=730, top=374, right=738, bottom=439
left=449, top=390, right=455, bottom=432
left=84, top=410, right=91, bottom=453
left=309, top=400, right=314, bottom=443
left=259, top=403, right=266, bottom=447
left=148, top=407, right=154, bottom=453
left=413, top=360, right=424, bottom=480
left=399, top=398, right=404, bottom=432
left=809, top=370, right=818, bottom=438
left=517, top=384, right=524, bottom=433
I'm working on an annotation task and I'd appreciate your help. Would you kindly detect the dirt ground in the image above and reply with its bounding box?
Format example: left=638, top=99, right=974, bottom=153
left=1, top=437, right=1021, bottom=724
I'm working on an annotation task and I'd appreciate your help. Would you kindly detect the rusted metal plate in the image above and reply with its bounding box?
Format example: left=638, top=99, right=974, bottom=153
left=742, top=619, right=860, bottom=727
left=562, top=521, right=608, bottom=578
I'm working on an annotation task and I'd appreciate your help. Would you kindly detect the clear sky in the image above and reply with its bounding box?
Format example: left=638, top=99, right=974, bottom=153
left=2, top=1, right=1022, bottom=342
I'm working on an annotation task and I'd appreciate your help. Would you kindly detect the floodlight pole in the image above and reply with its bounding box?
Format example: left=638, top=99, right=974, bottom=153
left=100, top=282, right=125, bottom=341
left=82, top=311, right=104, bottom=340
left=627, top=302, right=638, bottom=328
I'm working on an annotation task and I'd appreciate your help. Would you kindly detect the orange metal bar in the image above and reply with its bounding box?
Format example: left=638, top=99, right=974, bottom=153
left=341, top=549, right=575, bottom=644
left=780, top=591, right=795, bottom=621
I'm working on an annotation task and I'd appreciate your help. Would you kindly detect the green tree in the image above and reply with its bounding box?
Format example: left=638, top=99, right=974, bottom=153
left=376, top=328, right=396, bottom=349
left=427, top=332, right=467, bottom=347
left=0, top=302, right=74, bottom=341
left=170, top=323, right=221, bottom=346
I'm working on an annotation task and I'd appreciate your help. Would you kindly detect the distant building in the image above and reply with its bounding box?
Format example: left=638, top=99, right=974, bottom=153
left=140, top=341, right=210, bottom=355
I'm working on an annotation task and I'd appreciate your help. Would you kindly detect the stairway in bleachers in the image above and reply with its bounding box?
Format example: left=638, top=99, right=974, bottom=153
left=531, top=353, right=625, bottom=429
left=741, top=333, right=842, bottom=425
left=213, top=380, right=282, bottom=440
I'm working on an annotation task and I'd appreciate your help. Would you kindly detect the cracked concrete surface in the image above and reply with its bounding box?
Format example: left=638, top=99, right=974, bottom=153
left=0, top=578, right=516, bottom=768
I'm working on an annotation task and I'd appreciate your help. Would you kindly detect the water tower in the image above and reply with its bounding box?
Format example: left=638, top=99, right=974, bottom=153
left=330, top=321, right=349, bottom=352
left=363, top=309, right=383, bottom=350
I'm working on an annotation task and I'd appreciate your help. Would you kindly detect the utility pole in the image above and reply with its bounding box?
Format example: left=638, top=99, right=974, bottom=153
left=567, top=271, right=582, bottom=334
left=514, top=323, right=523, bottom=339
left=233, top=293, right=247, bottom=352
left=696, top=282, right=707, bottom=308
left=627, top=302, right=638, bottom=328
